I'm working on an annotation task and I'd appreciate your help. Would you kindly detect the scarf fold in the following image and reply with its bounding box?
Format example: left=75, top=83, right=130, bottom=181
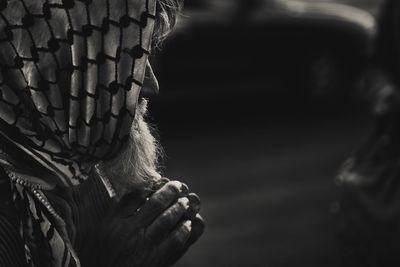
left=0, top=1, right=157, bottom=266
left=3, top=163, right=81, bottom=267
left=0, top=148, right=117, bottom=267
left=0, top=0, right=157, bottom=186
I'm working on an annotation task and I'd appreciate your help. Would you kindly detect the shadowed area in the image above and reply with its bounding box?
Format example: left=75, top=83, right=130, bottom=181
left=159, top=108, right=372, bottom=267
left=148, top=0, right=383, bottom=266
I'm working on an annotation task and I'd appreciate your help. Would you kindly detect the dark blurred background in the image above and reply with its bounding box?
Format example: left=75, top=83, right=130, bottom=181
left=148, top=1, right=384, bottom=266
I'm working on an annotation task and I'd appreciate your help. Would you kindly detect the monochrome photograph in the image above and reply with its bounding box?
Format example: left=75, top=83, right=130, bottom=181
left=0, top=0, right=397, bottom=266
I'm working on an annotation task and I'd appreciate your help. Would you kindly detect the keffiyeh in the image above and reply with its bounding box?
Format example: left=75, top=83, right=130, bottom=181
left=0, top=0, right=156, bottom=186
left=0, top=0, right=157, bottom=266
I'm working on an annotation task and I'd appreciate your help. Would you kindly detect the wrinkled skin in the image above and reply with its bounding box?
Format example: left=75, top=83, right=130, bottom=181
left=0, top=0, right=204, bottom=265
left=80, top=180, right=204, bottom=267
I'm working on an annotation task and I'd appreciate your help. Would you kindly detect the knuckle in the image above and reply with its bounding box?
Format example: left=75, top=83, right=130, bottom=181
left=177, top=197, right=190, bottom=210
left=149, top=192, right=163, bottom=205
left=165, top=181, right=182, bottom=194
left=163, top=205, right=179, bottom=220
left=188, top=194, right=201, bottom=207
left=189, top=192, right=200, bottom=201
left=175, top=221, right=192, bottom=243
left=182, top=220, right=192, bottom=234
left=181, top=183, right=189, bottom=193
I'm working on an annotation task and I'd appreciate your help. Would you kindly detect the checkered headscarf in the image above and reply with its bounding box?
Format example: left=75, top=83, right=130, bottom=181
left=0, top=0, right=156, bottom=186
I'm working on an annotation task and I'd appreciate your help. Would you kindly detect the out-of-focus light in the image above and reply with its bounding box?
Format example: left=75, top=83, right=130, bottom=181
left=275, top=0, right=376, bottom=36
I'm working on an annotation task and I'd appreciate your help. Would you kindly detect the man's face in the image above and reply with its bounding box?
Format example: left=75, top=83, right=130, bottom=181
left=0, top=0, right=160, bottom=160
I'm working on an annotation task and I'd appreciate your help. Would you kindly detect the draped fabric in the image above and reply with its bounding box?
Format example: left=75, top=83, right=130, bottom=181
left=0, top=1, right=157, bottom=266
left=0, top=159, right=116, bottom=267
left=0, top=0, right=157, bottom=186
left=11, top=180, right=80, bottom=267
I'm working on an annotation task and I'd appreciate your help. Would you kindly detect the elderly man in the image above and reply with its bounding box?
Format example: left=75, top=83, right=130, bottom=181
left=0, top=0, right=204, bottom=266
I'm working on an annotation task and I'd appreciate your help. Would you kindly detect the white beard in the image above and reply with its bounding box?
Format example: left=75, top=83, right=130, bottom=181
left=100, top=99, right=163, bottom=200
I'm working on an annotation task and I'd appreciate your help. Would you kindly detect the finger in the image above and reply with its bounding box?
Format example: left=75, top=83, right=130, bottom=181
left=146, top=197, right=190, bottom=242
left=186, top=214, right=205, bottom=247
left=160, top=220, right=192, bottom=266
left=167, top=214, right=205, bottom=266
left=185, top=193, right=201, bottom=220
left=149, top=177, right=170, bottom=192
left=135, top=181, right=189, bottom=224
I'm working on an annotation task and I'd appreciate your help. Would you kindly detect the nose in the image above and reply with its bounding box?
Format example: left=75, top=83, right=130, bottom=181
left=140, top=60, right=159, bottom=98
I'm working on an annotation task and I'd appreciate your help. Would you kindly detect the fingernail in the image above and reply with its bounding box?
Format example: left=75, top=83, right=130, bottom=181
left=180, top=183, right=189, bottom=195
left=188, top=194, right=201, bottom=211
left=179, top=197, right=190, bottom=210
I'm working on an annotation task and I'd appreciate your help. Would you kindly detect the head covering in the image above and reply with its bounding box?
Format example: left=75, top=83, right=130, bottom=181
left=0, top=0, right=157, bottom=186
left=0, top=1, right=157, bottom=266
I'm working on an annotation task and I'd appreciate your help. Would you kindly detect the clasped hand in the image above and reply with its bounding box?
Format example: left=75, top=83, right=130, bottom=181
left=81, top=180, right=204, bottom=267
